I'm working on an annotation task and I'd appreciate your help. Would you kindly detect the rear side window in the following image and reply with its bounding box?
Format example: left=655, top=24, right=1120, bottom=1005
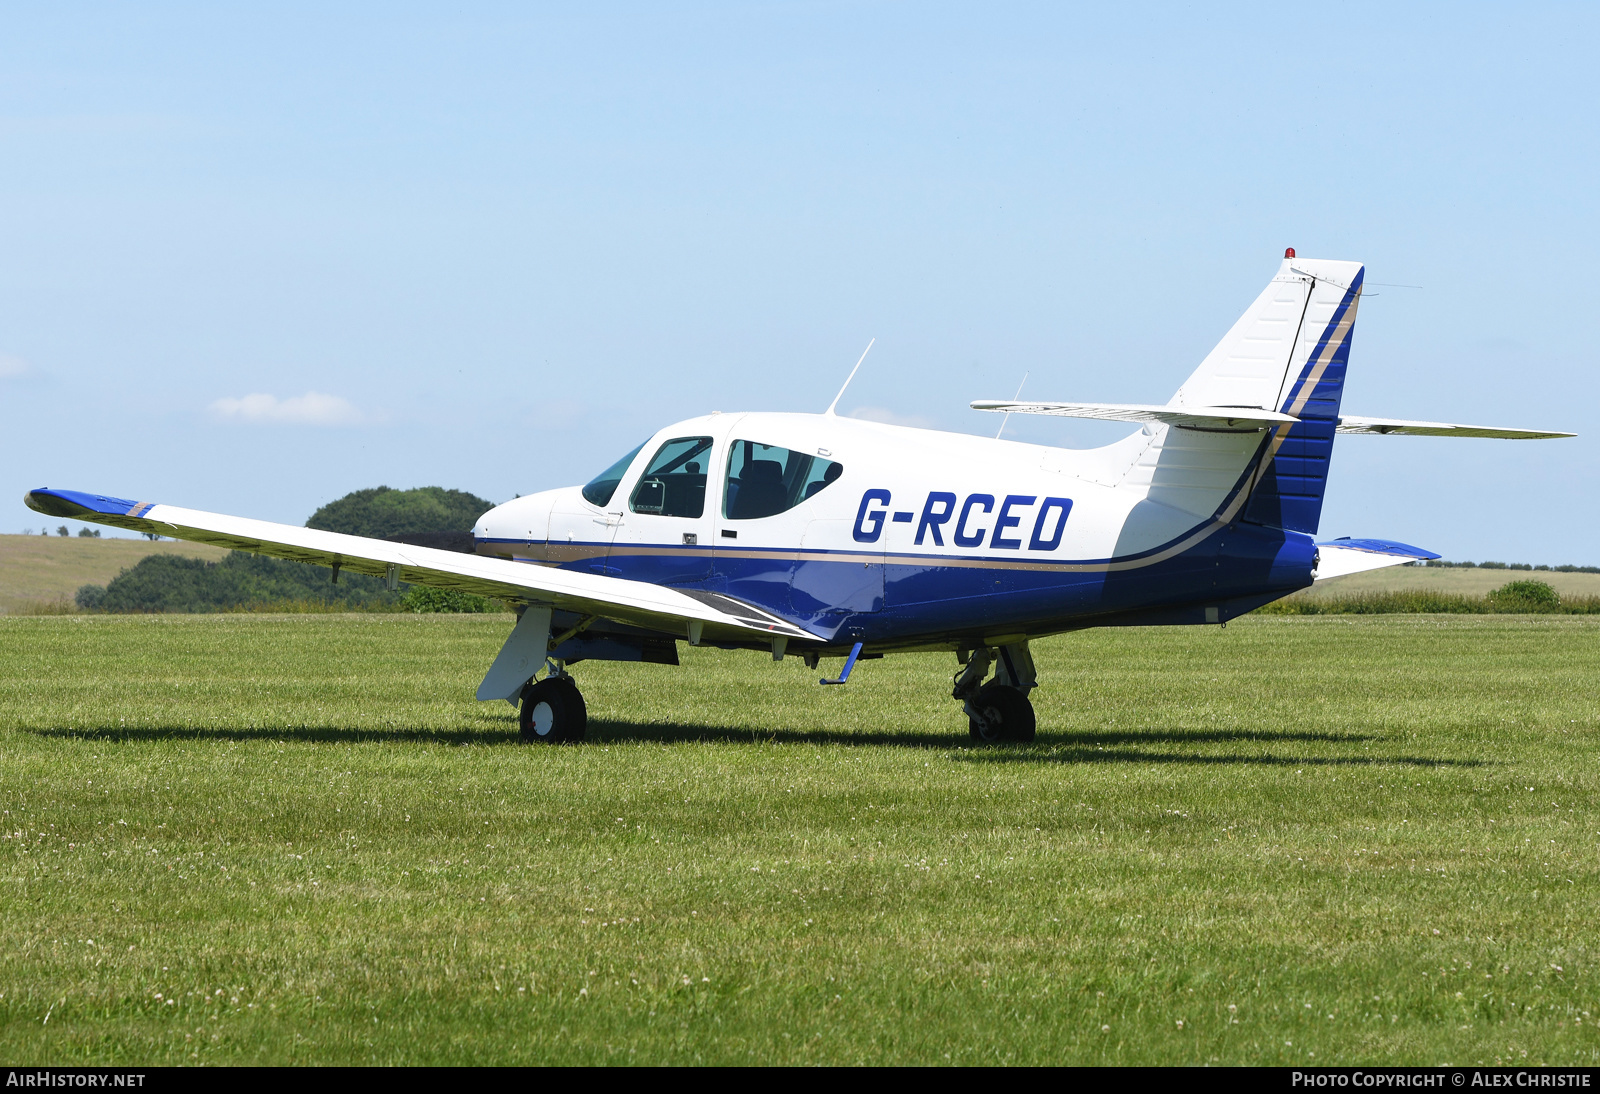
left=630, top=437, right=713, bottom=518
left=581, top=442, right=646, bottom=507
left=723, top=440, right=843, bottom=520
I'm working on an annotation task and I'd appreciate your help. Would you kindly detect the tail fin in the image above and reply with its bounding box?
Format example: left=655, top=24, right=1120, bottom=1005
left=1171, top=254, right=1365, bottom=535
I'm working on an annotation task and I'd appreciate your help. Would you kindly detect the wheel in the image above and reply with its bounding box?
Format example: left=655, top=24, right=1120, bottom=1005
left=519, top=677, right=588, bottom=743
left=967, top=682, right=1036, bottom=743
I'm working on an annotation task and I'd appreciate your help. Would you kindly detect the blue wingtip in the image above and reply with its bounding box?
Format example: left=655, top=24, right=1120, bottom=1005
left=24, top=488, right=153, bottom=520
left=1321, top=536, right=1440, bottom=561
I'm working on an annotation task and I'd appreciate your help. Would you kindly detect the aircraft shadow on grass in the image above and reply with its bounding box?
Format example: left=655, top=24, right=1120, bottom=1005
left=953, top=747, right=1485, bottom=769
left=35, top=721, right=1484, bottom=767
left=34, top=724, right=517, bottom=747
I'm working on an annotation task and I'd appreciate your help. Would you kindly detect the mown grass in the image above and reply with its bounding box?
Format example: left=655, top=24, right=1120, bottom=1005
left=0, top=614, right=1597, bottom=1065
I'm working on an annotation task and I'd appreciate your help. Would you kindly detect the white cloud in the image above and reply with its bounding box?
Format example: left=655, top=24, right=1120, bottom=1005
left=0, top=353, right=30, bottom=379
left=847, top=405, right=935, bottom=430
left=207, top=391, right=364, bottom=426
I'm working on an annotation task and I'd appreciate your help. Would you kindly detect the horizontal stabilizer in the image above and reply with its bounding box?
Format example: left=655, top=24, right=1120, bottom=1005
left=1336, top=416, right=1574, bottom=439
left=971, top=400, right=1298, bottom=432
left=24, top=487, right=817, bottom=643
left=1314, top=537, right=1440, bottom=582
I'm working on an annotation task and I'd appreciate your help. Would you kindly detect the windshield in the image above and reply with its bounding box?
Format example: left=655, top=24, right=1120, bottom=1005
left=581, top=442, right=646, bottom=507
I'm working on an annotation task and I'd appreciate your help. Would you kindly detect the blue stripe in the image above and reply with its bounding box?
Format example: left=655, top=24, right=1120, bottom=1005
left=24, top=488, right=148, bottom=519
left=582, top=523, right=1320, bottom=644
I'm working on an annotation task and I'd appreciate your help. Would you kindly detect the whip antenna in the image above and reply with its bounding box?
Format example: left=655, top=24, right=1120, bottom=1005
left=825, top=338, right=875, bottom=416
left=995, top=372, right=1030, bottom=439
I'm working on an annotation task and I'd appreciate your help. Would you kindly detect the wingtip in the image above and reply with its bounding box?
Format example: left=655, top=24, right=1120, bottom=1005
left=23, top=487, right=150, bottom=519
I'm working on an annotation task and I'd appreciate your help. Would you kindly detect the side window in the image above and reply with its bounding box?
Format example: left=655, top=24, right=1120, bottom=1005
left=629, top=437, right=712, bottom=518
left=723, top=440, right=844, bottom=520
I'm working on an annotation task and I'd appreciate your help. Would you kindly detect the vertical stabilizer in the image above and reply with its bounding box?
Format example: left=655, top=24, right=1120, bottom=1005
left=1171, top=257, right=1316, bottom=412
left=1240, top=258, right=1364, bottom=534
left=1166, top=254, right=1364, bottom=535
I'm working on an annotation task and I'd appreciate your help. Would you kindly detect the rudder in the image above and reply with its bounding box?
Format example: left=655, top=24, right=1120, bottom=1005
left=1240, top=259, right=1364, bottom=534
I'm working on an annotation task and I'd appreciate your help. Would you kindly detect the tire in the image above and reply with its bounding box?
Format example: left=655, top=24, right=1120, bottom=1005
left=519, top=677, right=588, bottom=743
left=967, top=682, right=1036, bottom=744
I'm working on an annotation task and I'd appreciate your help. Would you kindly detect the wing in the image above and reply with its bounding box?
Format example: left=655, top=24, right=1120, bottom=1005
left=1335, top=415, right=1575, bottom=439
left=24, top=487, right=816, bottom=643
left=970, top=400, right=1299, bottom=432
left=1314, top=537, right=1440, bottom=581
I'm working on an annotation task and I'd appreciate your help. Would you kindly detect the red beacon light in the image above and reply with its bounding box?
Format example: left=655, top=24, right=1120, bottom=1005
left=1284, top=247, right=1296, bottom=258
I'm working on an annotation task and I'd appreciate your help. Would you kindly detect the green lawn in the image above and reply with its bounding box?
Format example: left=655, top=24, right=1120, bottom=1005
left=0, top=614, right=1596, bottom=1065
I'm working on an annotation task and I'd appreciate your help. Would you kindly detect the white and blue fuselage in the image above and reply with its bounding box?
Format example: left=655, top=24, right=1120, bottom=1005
left=478, top=409, right=1319, bottom=653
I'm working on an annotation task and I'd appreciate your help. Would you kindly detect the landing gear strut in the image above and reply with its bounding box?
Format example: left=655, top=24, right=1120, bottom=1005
left=952, top=642, right=1037, bottom=743
left=519, top=668, right=587, bottom=743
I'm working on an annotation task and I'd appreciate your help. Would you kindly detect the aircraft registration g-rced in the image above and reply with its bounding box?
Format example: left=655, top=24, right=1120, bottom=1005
left=28, top=251, right=1574, bottom=745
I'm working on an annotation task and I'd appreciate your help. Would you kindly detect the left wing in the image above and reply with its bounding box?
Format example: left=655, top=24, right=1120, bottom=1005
left=24, top=488, right=816, bottom=643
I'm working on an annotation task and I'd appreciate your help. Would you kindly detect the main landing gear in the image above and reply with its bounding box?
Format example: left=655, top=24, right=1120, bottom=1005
left=952, top=642, right=1037, bottom=744
left=519, top=668, right=587, bottom=743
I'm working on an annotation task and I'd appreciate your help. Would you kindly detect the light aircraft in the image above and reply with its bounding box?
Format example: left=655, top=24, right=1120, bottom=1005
left=27, top=251, right=1573, bottom=744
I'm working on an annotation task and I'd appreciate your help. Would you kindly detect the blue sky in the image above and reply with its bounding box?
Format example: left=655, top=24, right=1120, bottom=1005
left=3, top=3, right=1595, bottom=562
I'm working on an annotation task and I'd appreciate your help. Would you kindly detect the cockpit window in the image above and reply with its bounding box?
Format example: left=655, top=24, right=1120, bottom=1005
left=581, top=442, right=646, bottom=507
left=723, top=440, right=843, bottom=520
left=630, top=436, right=713, bottom=518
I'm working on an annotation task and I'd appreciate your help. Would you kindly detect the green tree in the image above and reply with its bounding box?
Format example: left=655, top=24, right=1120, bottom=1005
left=306, top=486, right=495, bottom=538
left=85, top=552, right=401, bottom=613
left=401, top=586, right=498, bottom=613
left=1487, top=579, right=1560, bottom=611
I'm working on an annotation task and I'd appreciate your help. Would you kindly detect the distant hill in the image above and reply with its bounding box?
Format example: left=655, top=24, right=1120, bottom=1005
left=1291, top=566, right=1600, bottom=600
left=0, top=534, right=228, bottom=614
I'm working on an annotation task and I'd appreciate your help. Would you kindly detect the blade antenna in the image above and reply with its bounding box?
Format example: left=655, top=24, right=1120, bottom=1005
left=825, top=338, right=875, bottom=417
left=995, top=372, right=1029, bottom=438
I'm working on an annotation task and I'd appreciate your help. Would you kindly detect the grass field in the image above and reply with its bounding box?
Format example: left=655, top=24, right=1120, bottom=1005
left=1, top=613, right=1597, bottom=1065
left=0, top=535, right=227, bottom=615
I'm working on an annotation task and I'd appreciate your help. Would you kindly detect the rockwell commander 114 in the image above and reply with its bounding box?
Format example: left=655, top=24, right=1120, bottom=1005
left=26, top=251, right=1573, bottom=744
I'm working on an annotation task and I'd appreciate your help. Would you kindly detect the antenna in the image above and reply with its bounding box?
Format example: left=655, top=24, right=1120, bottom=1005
left=994, top=372, right=1029, bottom=439
left=825, top=339, right=875, bottom=417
